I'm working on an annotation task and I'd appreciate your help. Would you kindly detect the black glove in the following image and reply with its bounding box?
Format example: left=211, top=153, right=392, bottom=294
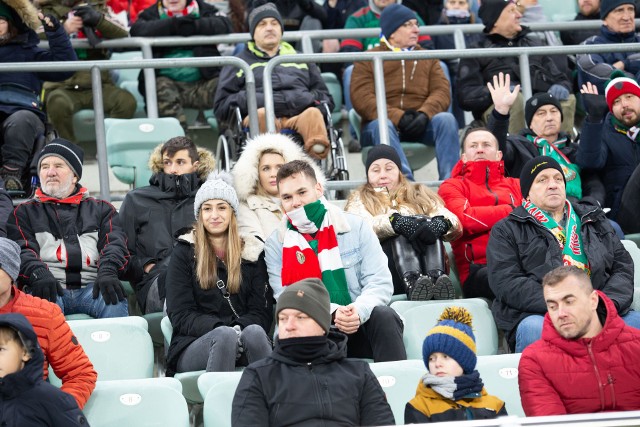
left=390, top=213, right=425, bottom=240
left=72, top=5, right=103, bottom=28
left=582, top=93, right=609, bottom=121
left=173, top=16, right=198, bottom=37
left=408, top=215, right=452, bottom=252
left=30, top=267, right=63, bottom=303
left=93, top=266, right=125, bottom=305
left=401, top=112, right=429, bottom=141
left=397, top=110, right=418, bottom=134
left=41, top=14, right=61, bottom=31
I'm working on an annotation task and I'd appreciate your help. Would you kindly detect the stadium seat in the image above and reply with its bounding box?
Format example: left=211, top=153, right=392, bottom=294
left=321, top=72, right=343, bottom=125
left=72, top=109, right=98, bottom=144
left=119, top=80, right=146, bottom=118
left=476, top=353, right=524, bottom=417
left=348, top=109, right=435, bottom=173
left=198, top=371, right=243, bottom=408
left=49, top=316, right=154, bottom=384
left=110, top=51, right=143, bottom=87
left=369, top=360, right=425, bottom=424
left=143, top=312, right=164, bottom=347
left=394, top=299, right=499, bottom=359
left=201, top=374, right=243, bottom=427
left=83, top=377, right=189, bottom=427
left=443, top=241, right=463, bottom=297
left=537, top=0, right=578, bottom=21
left=621, top=239, right=640, bottom=311
left=104, top=117, right=185, bottom=188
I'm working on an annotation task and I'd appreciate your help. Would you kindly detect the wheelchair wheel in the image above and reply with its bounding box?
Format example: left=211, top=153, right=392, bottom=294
left=216, top=131, right=234, bottom=173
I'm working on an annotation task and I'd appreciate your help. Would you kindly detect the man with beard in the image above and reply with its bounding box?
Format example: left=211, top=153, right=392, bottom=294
left=519, top=266, right=640, bottom=416
left=7, top=139, right=129, bottom=318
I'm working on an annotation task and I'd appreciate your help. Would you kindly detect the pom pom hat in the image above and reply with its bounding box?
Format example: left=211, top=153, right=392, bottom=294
left=194, top=171, right=239, bottom=219
left=422, top=307, right=477, bottom=374
left=604, top=69, right=640, bottom=111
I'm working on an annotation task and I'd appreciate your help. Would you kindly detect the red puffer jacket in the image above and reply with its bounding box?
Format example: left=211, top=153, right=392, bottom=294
left=0, top=286, right=97, bottom=408
left=438, top=159, right=521, bottom=285
left=519, top=291, right=640, bottom=416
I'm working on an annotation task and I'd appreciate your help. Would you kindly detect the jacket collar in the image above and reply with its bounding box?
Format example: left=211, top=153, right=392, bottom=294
left=35, top=185, right=87, bottom=204
left=177, top=230, right=264, bottom=262
left=599, top=25, right=638, bottom=42
left=247, top=40, right=296, bottom=59
left=246, top=194, right=281, bottom=211
left=486, top=26, right=531, bottom=44
left=451, top=159, right=507, bottom=183
left=150, top=171, right=202, bottom=197
left=271, top=330, right=347, bottom=366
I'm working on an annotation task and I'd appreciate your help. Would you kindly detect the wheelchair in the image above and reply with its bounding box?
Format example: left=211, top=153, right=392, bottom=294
left=216, top=103, right=350, bottom=197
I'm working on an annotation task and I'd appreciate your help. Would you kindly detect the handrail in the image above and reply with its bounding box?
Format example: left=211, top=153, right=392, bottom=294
left=0, top=56, right=259, bottom=201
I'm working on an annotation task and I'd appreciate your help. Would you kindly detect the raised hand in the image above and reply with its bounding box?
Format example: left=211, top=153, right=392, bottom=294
left=488, top=72, right=520, bottom=115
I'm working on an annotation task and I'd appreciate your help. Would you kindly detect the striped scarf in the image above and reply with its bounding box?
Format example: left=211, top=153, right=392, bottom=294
left=282, top=198, right=351, bottom=305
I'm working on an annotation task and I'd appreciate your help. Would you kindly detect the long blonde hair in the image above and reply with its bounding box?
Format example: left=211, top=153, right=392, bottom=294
left=356, top=173, right=443, bottom=216
left=193, top=210, right=243, bottom=293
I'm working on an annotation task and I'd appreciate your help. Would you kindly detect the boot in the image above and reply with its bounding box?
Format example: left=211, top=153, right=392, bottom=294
left=0, top=165, right=23, bottom=193
left=428, top=270, right=456, bottom=300
left=419, top=239, right=455, bottom=300
left=391, top=235, right=433, bottom=300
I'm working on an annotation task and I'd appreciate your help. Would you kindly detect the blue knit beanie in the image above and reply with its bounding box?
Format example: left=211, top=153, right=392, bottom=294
left=422, top=307, right=477, bottom=374
left=600, top=0, right=635, bottom=19
left=380, top=4, right=417, bottom=40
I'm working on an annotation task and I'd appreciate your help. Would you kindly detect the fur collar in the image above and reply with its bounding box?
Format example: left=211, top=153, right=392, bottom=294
left=177, top=230, right=264, bottom=262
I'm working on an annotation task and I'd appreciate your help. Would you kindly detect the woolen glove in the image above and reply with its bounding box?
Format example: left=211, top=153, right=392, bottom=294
left=93, top=265, right=125, bottom=305
left=547, top=84, right=570, bottom=101
left=409, top=216, right=452, bottom=253
left=41, top=14, right=61, bottom=31
left=582, top=93, right=609, bottom=121
left=390, top=213, right=425, bottom=240
left=72, top=6, right=102, bottom=28
left=174, top=16, right=198, bottom=36
left=30, top=267, right=63, bottom=303
left=397, top=110, right=418, bottom=134
left=401, top=112, right=429, bottom=141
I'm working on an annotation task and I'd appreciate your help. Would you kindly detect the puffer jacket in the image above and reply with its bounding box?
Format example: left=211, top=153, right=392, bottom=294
left=345, top=185, right=461, bottom=242
left=438, top=159, right=521, bottom=286
left=165, top=232, right=273, bottom=377
left=213, top=41, right=334, bottom=123
left=8, top=186, right=129, bottom=289
left=0, top=0, right=76, bottom=121
left=0, top=312, right=88, bottom=426
left=351, top=43, right=450, bottom=126
left=405, top=380, right=506, bottom=423
left=232, top=133, right=326, bottom=242
left=119, top=146, right=215, bottom=310
left=0, top=286, right=96, bottom=409
left=486, top=200, right=634, bottom=345
left=519, top=291, right=640, bottom=416
left=457, top=27, right=571, bottom=116
left=577, top=26, right=640, bottom=92
left=231, top=331, right=395, bottom=427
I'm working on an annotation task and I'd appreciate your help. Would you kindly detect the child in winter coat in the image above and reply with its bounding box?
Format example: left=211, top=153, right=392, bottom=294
left=405, top=307, right=507, bottom=423
left=0, top=312, right=87, bottom=426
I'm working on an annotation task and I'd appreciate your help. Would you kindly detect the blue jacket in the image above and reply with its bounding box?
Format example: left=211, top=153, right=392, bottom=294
left=0, top=313, right=87, bottom=426
left=265, top=202, right=393, bottom=323
left=577, top=26, right=640, bottom=92
left=0, top=25, right=76, bottom=120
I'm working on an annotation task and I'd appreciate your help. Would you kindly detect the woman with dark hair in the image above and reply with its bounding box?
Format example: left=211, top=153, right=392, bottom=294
left=165, top=172, right=273, bottom=376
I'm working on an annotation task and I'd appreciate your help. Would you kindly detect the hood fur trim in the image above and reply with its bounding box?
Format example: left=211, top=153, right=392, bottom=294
left=148, top=144, right=216, bottom=179
left=232, top=133, right=327, bottom=202
left=175, top=230, right=263, bottom=262
left=5, top=0, right=40, bottom=31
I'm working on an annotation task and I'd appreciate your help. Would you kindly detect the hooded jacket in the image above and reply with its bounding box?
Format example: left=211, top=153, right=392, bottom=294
left=232, top=331, right=395, bottom=426
left=0, top=286, right=96, bottom=409
left=519, top=291, right=640, bottom=416
left=119, top=146, right=215, bottom=310
left=486, top=200, right=634, bottom=347
left=438, top=159, right=521, bottom=286
left=165, top=232, right=273, bottom=377
left=0, top=312, right=88, bottom=426
left=232, top=133, right=326, bottom=242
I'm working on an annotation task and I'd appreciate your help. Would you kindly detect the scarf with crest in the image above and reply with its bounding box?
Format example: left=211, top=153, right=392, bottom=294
left=281, top=198, right=350, bottom=305
left=522, top=199, right=590, bottom=274
left=527, top=135, right=582, bottom=199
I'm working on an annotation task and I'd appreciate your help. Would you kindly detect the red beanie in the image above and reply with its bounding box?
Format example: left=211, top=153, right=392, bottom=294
left=605, top=70, right=640, bottom=111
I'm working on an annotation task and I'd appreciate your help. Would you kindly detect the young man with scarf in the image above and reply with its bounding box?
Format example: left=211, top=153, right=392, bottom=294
left=486, top=156, right=639, bottom=353
left=7, top=139, right=130, bottom=319
left=264, top=160, right=406, bottom=362
left=578, top=71, right=640, bottom=233
left=232, top=278, right=396, bottom=426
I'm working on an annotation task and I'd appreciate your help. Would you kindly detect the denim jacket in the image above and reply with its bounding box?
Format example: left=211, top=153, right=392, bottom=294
left=265, top=203, right=393, bottom=323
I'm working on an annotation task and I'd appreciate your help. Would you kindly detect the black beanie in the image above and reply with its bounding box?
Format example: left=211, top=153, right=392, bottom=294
left=365, top=144, right=403, bottom=176
left=519, top=156, right=565, bottom=199
left=248, top=2, right=283, bottom=39
left=380, top=4, right=417, bottom=40
left=38, top=138, right=84, bottom=179
left=276, top=278, right=331, bottom=333
left=525, top=93, right=563, bottom=129
left=479, top=0, right=514, bottom=33
left=600, top=0, right=635, bottom=18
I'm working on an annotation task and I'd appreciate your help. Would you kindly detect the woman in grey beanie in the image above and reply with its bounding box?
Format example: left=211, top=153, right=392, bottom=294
left=164, top=172, right=273, bottom=376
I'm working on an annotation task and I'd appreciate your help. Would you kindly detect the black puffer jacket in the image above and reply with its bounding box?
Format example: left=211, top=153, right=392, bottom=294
left=165, top=233, right=273, bottom=377
left=487, top=200, right=634, bottom=347
left=232, top=331, right=396, bottom=427
left=457, top=27, right=571, bottom=117
left=0, top=313, right=88, bottom=426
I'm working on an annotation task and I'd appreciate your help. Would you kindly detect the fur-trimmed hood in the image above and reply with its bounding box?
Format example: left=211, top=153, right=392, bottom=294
left=232, top=133, right=327, bottom=202
left=177, top=230, right=264, bottom=262
left=148, top=144, right=216, bottom=180
left=4, top=0, right=40, bottom=31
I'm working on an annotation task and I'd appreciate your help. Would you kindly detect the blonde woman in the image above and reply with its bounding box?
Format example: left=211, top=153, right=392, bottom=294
left=345, top=145, right=462, bottom=300
left=233, top=133, right=326, bottom=241
left=165, top=172, right=273, bottom=377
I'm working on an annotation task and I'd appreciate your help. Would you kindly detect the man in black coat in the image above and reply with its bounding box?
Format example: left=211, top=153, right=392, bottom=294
left=232, top=278, right=395, bottom=427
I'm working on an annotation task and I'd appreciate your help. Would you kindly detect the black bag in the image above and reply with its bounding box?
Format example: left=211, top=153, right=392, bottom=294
left=0, top=83, right=42, bottom=111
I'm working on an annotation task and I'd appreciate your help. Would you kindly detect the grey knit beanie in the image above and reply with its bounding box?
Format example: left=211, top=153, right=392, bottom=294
left=248, top=2, right=283, bottom=39
left=276, top=278, right=331, bottom=333
left=194, top=171, right=239, bottom=219
left=0, top=237, right=21, bottom=282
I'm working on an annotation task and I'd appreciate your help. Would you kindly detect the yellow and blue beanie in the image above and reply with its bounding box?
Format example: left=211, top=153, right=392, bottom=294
left=422, top=307, right=477, bottom=374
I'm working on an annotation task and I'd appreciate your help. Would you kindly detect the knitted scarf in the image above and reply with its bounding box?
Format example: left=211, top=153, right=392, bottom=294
left=421, top=371, right=484, bottom=401
left=522, top=199, right=590, bottom=274
left=158, top=0, right=200, bottom=18
left=282, top=198, right=351, bottom=305
left=611, top=115, right=640, bottom=144
left=527, top=134, right=582, bottom=199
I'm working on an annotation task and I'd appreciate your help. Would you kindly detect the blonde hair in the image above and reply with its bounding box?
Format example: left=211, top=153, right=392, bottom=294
left=193, top=209, right=243, bottom=293
left=356, top=173, right=443, bottom=215
left=255, top=148, right=285, bottom=198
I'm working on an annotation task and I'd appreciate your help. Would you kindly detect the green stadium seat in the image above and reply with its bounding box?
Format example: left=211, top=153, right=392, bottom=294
left=72, top=109, right=98, bottom=144
left=476, top=353, right=524, bottom=417
left=537, top=0, right=578, bottom=21
left=110, top=51, right=143, bottom=87
left=201, top=374, right=242, bottom=427
left=369, top=360, right=425, bottom=424
left=321, top=72, right=343, bottom=125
